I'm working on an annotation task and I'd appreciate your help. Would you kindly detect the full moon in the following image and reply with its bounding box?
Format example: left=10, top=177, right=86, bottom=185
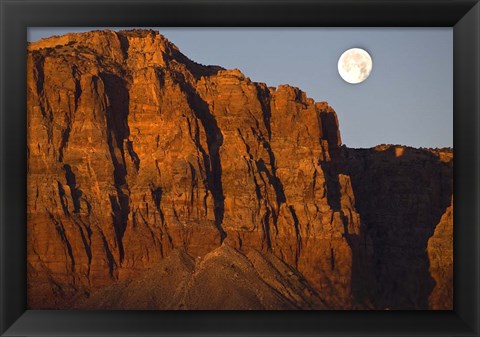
left=338, top=48, right=373, bottom=84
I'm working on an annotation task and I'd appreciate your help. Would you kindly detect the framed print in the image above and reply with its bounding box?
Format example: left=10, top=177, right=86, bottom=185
left=1, top=0, right=479, bottom=336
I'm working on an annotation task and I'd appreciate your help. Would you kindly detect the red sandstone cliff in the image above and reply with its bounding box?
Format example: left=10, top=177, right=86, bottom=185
left=26, top=29, right=453, bottom=310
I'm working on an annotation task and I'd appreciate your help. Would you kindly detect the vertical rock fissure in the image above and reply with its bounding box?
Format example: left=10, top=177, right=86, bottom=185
left=255, top=84, right=272, bottom=140
left=58, top=117, right=72, bottom=163
left=238, top=130, right=263, bottom=224
left=47, top=211, right=75, bottom=272
left=97, top=227, right=117, bottom=278
left=58, top=66, right=81, bottom=162
left=201, top=111, right=227, bottom=243
left=180, top=79, right=227, bottom=243
left=32, top=53, right=54, bottom=146
left=263, top=209, right=272, bottom=250
left=57, top=181, right=70, bottom=215
left=32, top=53, right=45, bottom=96
left=257, top=135, right=287, bottom=207
left=72, top=65, right=82, bottom=111
left=320, top=161, right=342, bottom=211
left=188, top=117, right=211, bottom=217
left=288, top=205, right=302, bottom=266
left=126, top=140, right=140, bottom=172
left=73, top=218, right=93, bottom=279
left=63, top=164, right=83, bottom=213
left=101, top=73, right=132, bottom=263
left=116, top=32, right=130, bottom=61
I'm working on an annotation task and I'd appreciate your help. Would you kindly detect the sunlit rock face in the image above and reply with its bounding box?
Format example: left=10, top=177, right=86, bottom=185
left=27, top=29, right=453, bottom=310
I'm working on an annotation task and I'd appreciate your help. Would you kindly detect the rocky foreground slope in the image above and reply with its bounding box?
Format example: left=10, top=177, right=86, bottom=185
left=27, top=29, right=453, bottom=310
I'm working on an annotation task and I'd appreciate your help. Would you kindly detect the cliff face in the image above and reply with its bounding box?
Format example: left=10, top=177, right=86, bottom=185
left=27, top=29, right=453, bottom=310
left=342, top=146, right=453, bottom=309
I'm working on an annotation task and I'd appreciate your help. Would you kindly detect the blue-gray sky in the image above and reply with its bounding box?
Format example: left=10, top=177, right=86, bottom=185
left=28, top=27, right=452, bottom=149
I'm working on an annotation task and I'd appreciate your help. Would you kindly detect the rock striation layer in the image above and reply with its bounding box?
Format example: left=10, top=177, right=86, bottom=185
left=27, top=29, right=453, bottom=310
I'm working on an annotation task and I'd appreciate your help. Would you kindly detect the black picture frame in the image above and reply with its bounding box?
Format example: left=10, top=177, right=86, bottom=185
left=1, top=0, right=479, bottom=336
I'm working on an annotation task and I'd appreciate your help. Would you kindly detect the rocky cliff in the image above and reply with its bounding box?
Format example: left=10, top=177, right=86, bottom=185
left=26, top=29, right=453, bottom=310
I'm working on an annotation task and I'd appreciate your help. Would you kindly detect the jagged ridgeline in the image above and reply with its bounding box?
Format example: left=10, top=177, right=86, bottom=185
left=27, top=29, right=453, bottom=310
